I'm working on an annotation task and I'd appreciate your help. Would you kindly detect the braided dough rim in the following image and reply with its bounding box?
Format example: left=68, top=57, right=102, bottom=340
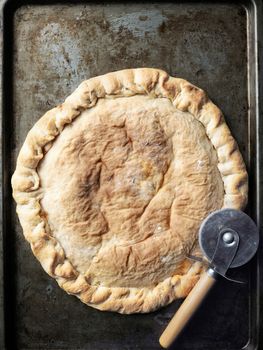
left=11, top=68, right=248, bottom=313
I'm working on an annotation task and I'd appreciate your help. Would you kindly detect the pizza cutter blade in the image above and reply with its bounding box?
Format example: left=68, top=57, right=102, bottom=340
left=159, top=209, right=259, bottom=349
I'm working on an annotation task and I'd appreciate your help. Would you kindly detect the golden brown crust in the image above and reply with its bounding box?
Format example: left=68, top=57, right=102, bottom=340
left=11, top=68, right=248, bottom=313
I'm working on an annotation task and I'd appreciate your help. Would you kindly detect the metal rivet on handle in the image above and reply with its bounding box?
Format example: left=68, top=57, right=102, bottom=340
left=222, top=232, right=235, bottom=245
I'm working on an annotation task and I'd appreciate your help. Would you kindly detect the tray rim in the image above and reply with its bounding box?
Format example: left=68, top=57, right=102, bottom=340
left=1, top=0, right=262, bottom=349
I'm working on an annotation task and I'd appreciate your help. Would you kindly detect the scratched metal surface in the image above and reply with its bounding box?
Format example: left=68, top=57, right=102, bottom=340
left=2, top=1, right=261, bottom=349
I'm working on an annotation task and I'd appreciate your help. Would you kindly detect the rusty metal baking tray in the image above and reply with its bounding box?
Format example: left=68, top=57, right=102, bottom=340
left=1, top=0, right=262, bottom=349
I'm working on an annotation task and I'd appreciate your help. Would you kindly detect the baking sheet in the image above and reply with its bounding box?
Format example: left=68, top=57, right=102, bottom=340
left=1, top=1, right=262, bottom=349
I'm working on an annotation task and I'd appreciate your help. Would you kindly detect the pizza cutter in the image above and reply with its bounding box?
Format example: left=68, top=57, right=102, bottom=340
left=159, top=208, right=259, bottom=349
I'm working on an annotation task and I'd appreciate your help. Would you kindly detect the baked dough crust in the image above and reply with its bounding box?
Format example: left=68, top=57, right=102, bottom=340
left=11, top=68, right=248, bottom=313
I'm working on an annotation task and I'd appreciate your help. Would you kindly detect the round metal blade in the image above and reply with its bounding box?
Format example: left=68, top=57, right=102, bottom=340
left=199, top=209, right=259, bottom=268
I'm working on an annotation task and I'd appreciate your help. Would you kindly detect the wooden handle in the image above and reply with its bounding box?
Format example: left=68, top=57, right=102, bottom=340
left=159, top=269, right=216, bottom=348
